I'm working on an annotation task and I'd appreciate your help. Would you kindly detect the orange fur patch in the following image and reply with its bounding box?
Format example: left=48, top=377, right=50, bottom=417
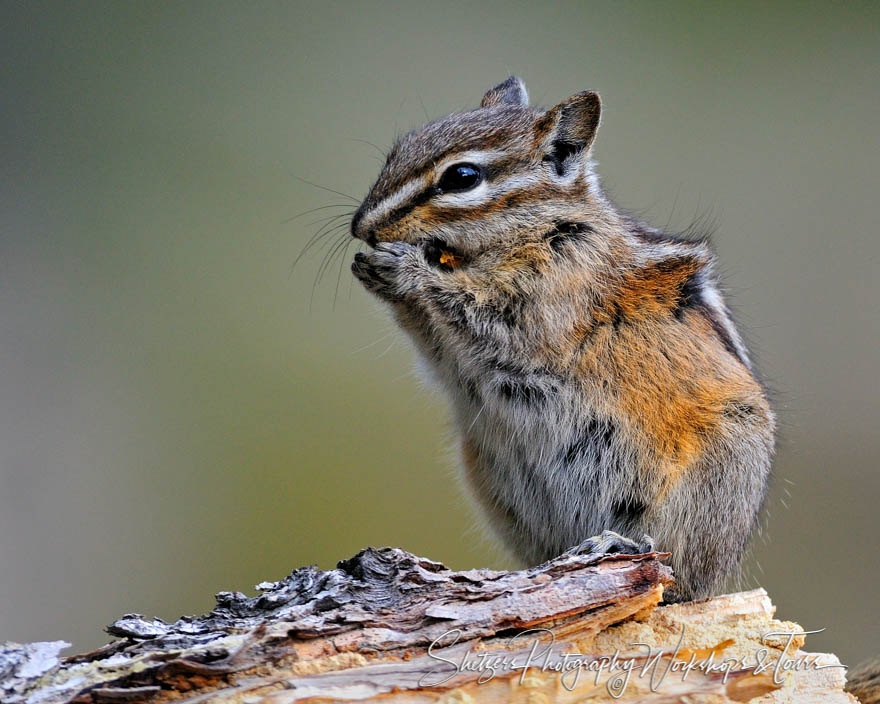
left=579, top=312, right=764, bottom=487
left=594, top=257, right=704, bottom=325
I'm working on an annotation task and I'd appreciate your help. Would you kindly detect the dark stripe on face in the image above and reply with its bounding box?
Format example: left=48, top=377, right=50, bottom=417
left=429, top=182, right=580, bottom=224
left=373, top=107, right=536, bottom=198
left=367, top=157, right=534, bottom=235
left=384, top=185, right=438, bottom=227
left=481, top=156, right=530, bottom=181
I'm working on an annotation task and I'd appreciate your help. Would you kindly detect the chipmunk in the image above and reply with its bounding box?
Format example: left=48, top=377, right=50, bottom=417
left=349, top=77, right=775, bottom=602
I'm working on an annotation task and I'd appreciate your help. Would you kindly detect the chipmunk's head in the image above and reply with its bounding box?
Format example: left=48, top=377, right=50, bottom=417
left=351, top=77, right=606, bottom=260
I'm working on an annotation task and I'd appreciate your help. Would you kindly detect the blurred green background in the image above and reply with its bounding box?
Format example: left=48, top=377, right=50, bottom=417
left=1, top=0, right=877, bottom=667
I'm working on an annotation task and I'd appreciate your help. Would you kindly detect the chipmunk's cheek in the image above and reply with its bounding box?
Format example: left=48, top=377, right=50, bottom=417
left=353, top=211, right=418, bottom=247
left=371, top=228, right=417, bottom=249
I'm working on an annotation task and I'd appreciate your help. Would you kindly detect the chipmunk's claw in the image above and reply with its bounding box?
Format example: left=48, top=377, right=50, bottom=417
left=566, top=530, right=655, bottom=557
left=352, top=242, right=421, bottom=298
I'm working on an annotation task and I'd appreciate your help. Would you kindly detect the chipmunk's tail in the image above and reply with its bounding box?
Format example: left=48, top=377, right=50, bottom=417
left=847, top=656, right=880, bottom=703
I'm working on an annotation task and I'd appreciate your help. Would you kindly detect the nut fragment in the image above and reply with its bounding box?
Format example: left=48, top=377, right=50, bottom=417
left=439, top=250, right=463, bottom=268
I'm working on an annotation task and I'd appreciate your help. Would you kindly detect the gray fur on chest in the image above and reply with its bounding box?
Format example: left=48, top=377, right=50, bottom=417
left=434, top=352, right=647, bottom=563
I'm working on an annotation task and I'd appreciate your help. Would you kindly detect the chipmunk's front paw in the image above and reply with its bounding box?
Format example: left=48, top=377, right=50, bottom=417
left=566, top=530, right=655, bottom=557
left=351, top=242, right=422, bottom=299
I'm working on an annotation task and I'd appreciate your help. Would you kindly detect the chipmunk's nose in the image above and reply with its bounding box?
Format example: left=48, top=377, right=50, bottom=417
left=350, top=205, right=377, bottom=246
left=350, top=207, right=364, bottom=238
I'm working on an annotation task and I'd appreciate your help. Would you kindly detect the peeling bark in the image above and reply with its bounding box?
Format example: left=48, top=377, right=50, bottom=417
left=0, top=547, right=857, bottom=703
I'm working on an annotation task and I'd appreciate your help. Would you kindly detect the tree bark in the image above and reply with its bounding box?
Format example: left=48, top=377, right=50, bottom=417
left=0, top=547, right=859, bottom=703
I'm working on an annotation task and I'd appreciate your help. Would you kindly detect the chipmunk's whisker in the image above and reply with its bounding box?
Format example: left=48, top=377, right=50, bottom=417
left=347, top=241, right=366, bottom=301
left=350, top=330, right=394, bottom=356
left=347, top=137, right=387, bottom=159
left=309, top=227, right=348, bottom=283
left=303, top=211, right=355, bottom=230
left=294, top=176, right=360, bottom=203
left=283, top=203, right=355, bottom=225
left=319, top=229, right=353, bottom=283
left=314, top=222, right=353, bottom=263
left=310, top=229, right=353, bottom=310
left=332, top=237, right=357, bottom=310
left=291, top=213, right=355, bottom=274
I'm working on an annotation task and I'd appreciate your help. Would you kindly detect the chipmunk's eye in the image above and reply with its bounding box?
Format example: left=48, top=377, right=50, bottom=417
left=436, top=163, right=483, bottom=193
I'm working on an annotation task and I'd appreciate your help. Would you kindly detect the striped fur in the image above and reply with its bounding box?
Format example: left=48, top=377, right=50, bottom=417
left=350, top=78, right=774, bottom=602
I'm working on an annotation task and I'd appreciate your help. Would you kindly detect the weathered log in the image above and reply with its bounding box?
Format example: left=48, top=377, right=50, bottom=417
left=0, top=547, right=859, bottom=703
left=847, top=657, right=880, bottom=704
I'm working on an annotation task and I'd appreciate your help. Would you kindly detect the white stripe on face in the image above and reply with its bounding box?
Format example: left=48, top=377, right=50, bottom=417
left=358, top=178, right=426, bottom=233
left=358, top=150, right=512, bottom=230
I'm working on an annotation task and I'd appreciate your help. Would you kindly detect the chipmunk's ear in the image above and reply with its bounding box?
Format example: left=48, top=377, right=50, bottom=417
left=538, top=91, right=601, bottom=175
left=480, top=76, right=529, bottom=108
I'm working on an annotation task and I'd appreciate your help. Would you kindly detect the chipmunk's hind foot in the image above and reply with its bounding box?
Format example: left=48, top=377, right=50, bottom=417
left=566, top=530, right=655, bottom=557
